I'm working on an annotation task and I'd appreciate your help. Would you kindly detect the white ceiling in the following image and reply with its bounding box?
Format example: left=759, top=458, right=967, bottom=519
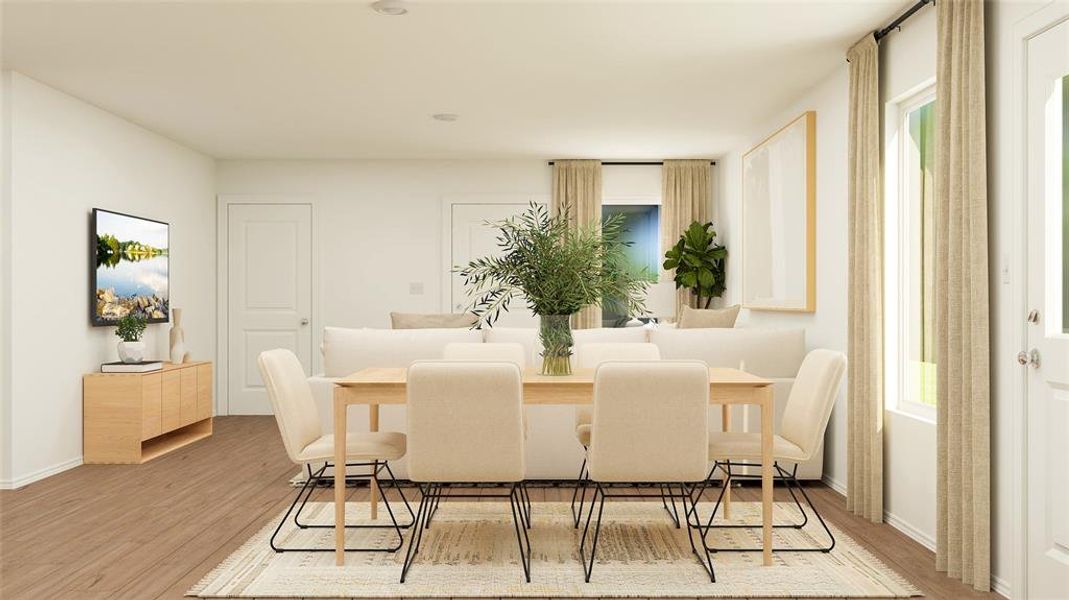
left=1, top=0, right=907, bottom=159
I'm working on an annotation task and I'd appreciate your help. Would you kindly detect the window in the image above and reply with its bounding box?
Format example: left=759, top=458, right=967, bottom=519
left=885, top=84, right=937, bottom=420
left=601, top=204, right=659, bottom=327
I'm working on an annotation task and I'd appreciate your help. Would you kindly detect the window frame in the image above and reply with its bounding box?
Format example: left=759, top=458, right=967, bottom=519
left=884, top=81, right=938, bottom=424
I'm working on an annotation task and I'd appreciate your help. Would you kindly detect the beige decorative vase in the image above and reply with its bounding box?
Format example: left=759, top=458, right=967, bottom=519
left=169, top=308, right=190, bottom=364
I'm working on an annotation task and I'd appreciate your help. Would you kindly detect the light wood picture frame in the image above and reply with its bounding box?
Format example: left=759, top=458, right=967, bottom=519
left=741, top=111, right=816, bottom=312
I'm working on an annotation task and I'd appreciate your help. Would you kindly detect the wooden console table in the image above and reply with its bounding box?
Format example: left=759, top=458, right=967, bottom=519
left=83, top=361, right=213, bottom=464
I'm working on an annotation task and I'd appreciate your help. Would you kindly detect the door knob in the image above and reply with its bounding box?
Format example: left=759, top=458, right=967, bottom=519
left=1016, top=348, right=1040, bottom=368
left=300, top=318, right=309, bottom=326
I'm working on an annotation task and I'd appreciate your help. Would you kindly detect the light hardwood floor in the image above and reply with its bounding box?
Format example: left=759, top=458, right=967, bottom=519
left=0, top=416, right=1000, bottom=600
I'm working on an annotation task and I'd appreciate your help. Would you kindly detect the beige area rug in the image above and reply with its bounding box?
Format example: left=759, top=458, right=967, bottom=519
left=190, top=501, right=921, bottom=598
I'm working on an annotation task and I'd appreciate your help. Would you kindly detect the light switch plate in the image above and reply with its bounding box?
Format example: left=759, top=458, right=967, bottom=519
left=409, top=281, right=424, bottom=295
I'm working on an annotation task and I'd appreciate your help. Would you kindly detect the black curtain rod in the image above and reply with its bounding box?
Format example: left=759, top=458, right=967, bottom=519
left=547, top=161, right=716, bottom=166
left=874, top=0, right=934, bottom=42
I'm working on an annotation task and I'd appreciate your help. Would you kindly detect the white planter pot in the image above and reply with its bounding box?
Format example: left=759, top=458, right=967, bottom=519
left=117, top=341, right=145, bottom=363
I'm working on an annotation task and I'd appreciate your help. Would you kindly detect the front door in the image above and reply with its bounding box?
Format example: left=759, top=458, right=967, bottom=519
left=227, top=203, right=313, bottom=415
left=1024, top=9, right=1069, bottom=598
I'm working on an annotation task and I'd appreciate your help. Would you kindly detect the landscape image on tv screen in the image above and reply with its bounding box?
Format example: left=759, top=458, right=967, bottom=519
left=92, top=209, right=169, bottom=325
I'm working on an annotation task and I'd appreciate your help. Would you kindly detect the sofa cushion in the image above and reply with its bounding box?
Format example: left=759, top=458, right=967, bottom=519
left=573, top=327, right=649, bottom=345
left=649, top=327, right=805, bottom=377
left=321, top=327, right=484, bottom=377
left=678, top=304, right=740, bottom=328
left=390, top=312, right=478, bottom=329
left=484, top=326, right=650, bottom=367
left=482, top=327, right=540, bottom=365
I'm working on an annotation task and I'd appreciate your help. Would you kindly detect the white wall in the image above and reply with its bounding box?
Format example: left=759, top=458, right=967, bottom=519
left=717, top=65, right=851, bottom=487
left=216, top=159, right=552, bottom=374
left=1, top=73, right=216, bottom=489
left=1, top=71, right=13, bottom=486
left=879, top=6, right=938, bottom=551
left=217, top=160, right=717, bottom=375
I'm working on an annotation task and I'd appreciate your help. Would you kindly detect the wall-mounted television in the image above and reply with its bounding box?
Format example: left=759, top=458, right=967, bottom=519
left=90, top=208, right=170, bottom=326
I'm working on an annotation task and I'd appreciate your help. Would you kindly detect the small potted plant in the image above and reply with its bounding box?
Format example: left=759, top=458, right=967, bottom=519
left=115, top=314, right=148, bottom=363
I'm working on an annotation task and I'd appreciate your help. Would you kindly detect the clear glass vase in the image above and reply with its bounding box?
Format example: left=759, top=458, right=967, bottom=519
left=539, top=314, right=574, bottom=375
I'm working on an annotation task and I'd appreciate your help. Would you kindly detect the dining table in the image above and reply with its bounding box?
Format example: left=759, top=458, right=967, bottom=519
left=331, top=366, right=775, bottom=567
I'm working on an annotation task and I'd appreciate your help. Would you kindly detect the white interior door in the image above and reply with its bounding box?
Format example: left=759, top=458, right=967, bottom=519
left=227, top=203, right=312, bottom=415
left=449, top=202, right=540, bottom=327
left=1025, top=13, right=1069, bottom=598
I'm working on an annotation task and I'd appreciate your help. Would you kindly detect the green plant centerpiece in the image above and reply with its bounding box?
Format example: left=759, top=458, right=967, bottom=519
left=458, top=203, right=649, bottom=375
left=114, top=314, right=148, bottom=363
left=662, top=221, right=727, bottom=309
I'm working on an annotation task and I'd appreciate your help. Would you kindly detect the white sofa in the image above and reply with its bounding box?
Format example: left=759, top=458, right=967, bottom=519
left=307, top=324, right=822, bottom=480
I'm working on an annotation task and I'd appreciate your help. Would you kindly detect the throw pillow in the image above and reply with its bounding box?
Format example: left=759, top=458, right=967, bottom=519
left=677, top=304, right=740, bottom=329
left=390, top=312, right=479, bottom=329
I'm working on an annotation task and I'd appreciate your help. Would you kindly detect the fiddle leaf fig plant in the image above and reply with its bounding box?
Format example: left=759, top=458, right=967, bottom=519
left=662, top=220, right=727, bottom=309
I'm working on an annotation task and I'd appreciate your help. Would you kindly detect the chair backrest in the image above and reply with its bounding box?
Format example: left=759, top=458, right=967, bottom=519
left=778, top=349, right=847, bottom=460
left=574, top=343, right=661, bottom=430
left=406, top=361, right=525, bottom=482
left=257, top=349, right=322, bottom=465
left=588, top=361, right=709, bottom=483
left=442, top=342, right=527, bottom=369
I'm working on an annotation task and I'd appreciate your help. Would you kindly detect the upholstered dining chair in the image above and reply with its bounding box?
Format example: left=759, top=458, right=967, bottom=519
left=441, top=342, right=532, bottom=525
left=702, top=349, right=847, bottom=552
left=580, top=360, right=715, bottom=582
left=257, top=348, right=413, bottom=553
left=401, top=361, right=531, bottom=583
left=570, top=342, right=662, bottom=528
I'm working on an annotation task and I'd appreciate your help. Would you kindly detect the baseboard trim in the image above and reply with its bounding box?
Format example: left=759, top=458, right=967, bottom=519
left=824, top=474, right=1010, bottom=598
left=0, top=456, right=82, bottom=490
left=883, top=511, right=936, bottom=551
left=821, top=474, right=847, bottom=496
left=991, top=574, right=1010, bottom=599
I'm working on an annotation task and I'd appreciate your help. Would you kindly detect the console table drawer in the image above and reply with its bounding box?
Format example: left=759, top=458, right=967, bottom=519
left=141, top=373, right=162, bottom=440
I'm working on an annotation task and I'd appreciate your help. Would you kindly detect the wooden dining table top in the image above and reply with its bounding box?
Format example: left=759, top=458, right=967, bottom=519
left=335, top=365, right=772, bottom=386
left=332, top=366, right=773, bottom=406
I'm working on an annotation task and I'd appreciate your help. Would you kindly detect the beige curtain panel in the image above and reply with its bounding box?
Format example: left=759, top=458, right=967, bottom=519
left=845, top=34, right=884, bottom=524
left=661, top=160, right=712, bottom=317
left=934, top=0, right=990, bottom=591
left=551, top=160, right=603, bottom=329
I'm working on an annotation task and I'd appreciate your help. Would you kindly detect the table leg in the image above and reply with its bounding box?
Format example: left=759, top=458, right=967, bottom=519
left=721, top=404, right=731, bottom=519
left=334, top=393, right=347, bottom=566
left=369, top=404, right=380, bottom=521
left=760, top=385, right=773, bottom=566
